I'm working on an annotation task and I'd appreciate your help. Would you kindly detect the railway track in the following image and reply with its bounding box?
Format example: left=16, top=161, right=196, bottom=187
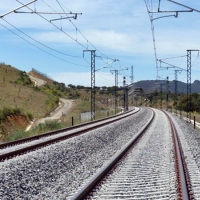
left=0, top=108, right=140, bottom=161
left=71, top=109, right=192, bottom=200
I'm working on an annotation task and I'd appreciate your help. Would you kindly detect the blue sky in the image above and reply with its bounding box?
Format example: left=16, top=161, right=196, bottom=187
left=0, top=0, right=200, bottom=87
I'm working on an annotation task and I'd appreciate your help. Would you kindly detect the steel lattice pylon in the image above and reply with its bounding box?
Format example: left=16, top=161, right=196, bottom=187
left=175, top=70, right=182, bottom=115
left=114, top=70, right=118, bottom=114
left=175, top=70, right=178, bottom=98
left=110, top=70, right=118, bottom=114
left=123, top=76, right=126, bottom=111
left=175, top=70, right=178, bottom=115
left=187, top=50, right=191, bottom=122
left=125, top=86, right=128, bottom=111
left=186, top=50, right=199, bottom=122
left=131, top=66, right=134, bottom=105
left=160, top=83, right=163, bottom=109
left=83, top=50, right=96, bottom=121
left=91, top=50, right=96, bottom=120
left=166, top=76, right=169, bottom=111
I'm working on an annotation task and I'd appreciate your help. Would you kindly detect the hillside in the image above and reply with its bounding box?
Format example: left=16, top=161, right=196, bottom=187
left=0, top=63, right=115, bottom=142
left=28, top=68, right=53, bottom=84
left=134, top=80, right=200, bottom=93
left=0, top=64, right=55, bottom=118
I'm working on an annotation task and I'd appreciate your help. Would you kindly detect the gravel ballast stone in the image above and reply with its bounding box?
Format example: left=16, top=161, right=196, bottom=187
left=0, top=108, right=151, bottom=199
left=169, top=112, right=200, bottom=199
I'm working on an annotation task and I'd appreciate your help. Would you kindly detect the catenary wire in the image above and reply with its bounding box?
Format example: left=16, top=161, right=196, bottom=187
left=159, top=55, right=187, bottom=60
left=191, top=52, right=199, bottom=67
left=0, top=21, right=89, bottom=67
left=96, top=71, right=114, bottom=82
left=41, top=0, right=118, bottom=68
left=144, top=0, right=158, bottom=70
left=16, top=0, right=88, bottom=49
left=56, top=0, right=117, bottom=61
left=2, top=18, right=82, bottom=58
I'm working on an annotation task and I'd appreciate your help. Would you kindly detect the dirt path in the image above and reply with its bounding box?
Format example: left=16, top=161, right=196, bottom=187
left=29, top=98, right=73, bottom=129
left=29, top=75, right=47, bottom=86
left=27, top=74, right=73, bottom=129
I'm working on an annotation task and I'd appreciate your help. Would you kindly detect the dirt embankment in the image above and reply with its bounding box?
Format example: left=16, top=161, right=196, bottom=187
left=1, top=115, right=30, bottom=139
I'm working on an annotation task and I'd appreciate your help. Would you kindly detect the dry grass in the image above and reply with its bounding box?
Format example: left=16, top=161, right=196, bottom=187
left=0, top=64, right=52, bottom=118
left=171, top=109, right=200, bottom=123
left=0, top=64, right=121, bottom=141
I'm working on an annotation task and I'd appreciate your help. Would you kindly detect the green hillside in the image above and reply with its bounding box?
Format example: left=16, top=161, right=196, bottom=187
left=0, top=63, right=57, bottom=118
left=0, top=63, right=117, bottom=142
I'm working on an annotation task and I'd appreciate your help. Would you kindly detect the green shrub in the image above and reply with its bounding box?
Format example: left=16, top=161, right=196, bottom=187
left=15, top=71, right=32, bottom=86
left=31, top=120, right=63, bottom=134
left=6, top=130, right=27, bottom=142
left=27, top=112, right=34, bottom=121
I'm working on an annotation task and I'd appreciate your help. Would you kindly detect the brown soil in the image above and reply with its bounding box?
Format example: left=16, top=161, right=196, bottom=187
left=1, top=114, right=30, bottom=139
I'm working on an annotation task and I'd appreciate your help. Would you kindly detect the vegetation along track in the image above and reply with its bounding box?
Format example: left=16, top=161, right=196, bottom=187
left=0, top=108, right=140, bottom=161
left=71, top=108, right=192, bottom=200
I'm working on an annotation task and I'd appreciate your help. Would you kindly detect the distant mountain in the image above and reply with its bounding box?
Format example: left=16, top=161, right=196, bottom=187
left=134, top=80, right=200, bottom=93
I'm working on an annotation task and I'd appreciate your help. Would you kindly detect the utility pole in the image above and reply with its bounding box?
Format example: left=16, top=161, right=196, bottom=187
left=111, top=68, right=128, bottom=114
left=83, top=50, right=96, bottom=121
left=166, top=76, right=169, bottom=111
left=175, top=70, right=182, bottom=115
left=125, top=86, right=128, bottom=111
left=187, top=50, right=199, bottom=122
left=131, top=66, right=134, bottom=105
left=160, top=83, right=163, bottom=109
left=175, top=70, right=178, bottom=115
left=123, top=76, right=126, bottom=111
left=110, top=70, right=118, bottom=115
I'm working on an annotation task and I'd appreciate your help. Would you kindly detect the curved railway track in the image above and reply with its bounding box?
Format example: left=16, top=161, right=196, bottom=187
left=0, top=108, right=140, bottom=161
left=71, top=109, right=192, bottom=200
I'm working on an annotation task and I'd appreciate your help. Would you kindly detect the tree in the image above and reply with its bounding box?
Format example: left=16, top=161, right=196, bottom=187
left=68, top=84, right=76, bottom=89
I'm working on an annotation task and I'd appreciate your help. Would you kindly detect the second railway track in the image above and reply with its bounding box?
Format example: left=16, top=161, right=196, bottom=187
left=0, top=108, right=197, bottom=199
left=71, top=109, right=192, bottom=200
left=0, top=108, right=152, bottom=199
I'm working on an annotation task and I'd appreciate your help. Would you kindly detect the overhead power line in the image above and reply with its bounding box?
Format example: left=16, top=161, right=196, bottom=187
left=2, top=18, right=82, bottom=58
left=167, top=0, right=200, bottom=13
left=144, top=0, right=158, bottom=71
left=159, top=55, right=187, bottom=60
left=16, top=0, right=88, bottom=49
left=1, top=0, right=124, bottom=82
left=15, top=0, right=119, bottom=70
left=0, top=0, right=37, bottom=18
left=0, top=21, right=89, bottom=67
left=43, top=0, right=117, bottom=62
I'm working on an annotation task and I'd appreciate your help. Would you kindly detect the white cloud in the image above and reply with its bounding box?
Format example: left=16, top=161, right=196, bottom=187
left=50, top=71, right=116, bottom=87
left=31, top=29, right=140, bottom=53
left=1, top=1, right=200, bottom=83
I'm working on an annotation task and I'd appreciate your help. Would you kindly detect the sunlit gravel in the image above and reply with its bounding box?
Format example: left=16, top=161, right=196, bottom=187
left=0, top=108, right=151, bottom=199
left=169, top=113, right=200, bottom=199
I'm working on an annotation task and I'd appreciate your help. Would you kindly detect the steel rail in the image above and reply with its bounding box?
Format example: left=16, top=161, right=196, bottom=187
left=0, top=109, right=136, bottom=150
left=71, top=108, right=155, bottom=200
left=163, top=111, right=191, bottom=200
left=0, top=109, right=140, bottom=161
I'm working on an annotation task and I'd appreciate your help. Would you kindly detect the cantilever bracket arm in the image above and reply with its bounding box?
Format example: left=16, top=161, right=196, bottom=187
left=149, top=9, right=193, bottom=14
left=0, top=0, right=37, bottom=18
left=14, top=11, right=82, bottom=15
left=152, top=14, right=177, bottom=21
left=14, top=10, right=82, bottom=22
left=50, top=14, right=81, bottom=22
left=167, top=0, right=200, bottom=13
left=150, top=9, right=193, bottom=21
left=158, top=60, right=186, bottom=71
